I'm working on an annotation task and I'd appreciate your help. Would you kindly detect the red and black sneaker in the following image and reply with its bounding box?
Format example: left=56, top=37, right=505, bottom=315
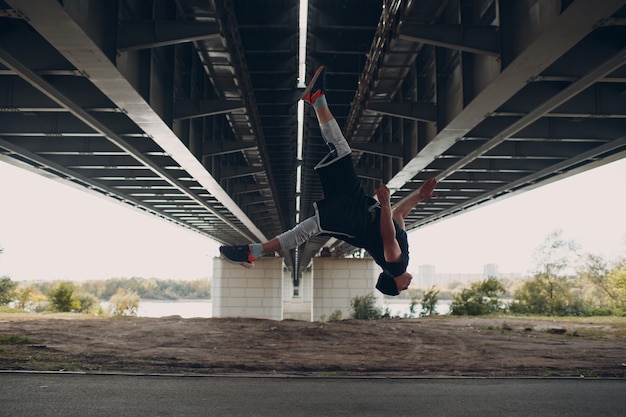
left=301, top=65, right=327, bottom=105
left=219, top=245, right=257, bottom=268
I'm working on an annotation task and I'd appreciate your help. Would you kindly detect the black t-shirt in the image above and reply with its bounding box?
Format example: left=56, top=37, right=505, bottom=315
left=313, top=154, right=410, bottom=277
left=343, top=208, right=409, bottom=278
left=316, top=197, right=410, bottom=277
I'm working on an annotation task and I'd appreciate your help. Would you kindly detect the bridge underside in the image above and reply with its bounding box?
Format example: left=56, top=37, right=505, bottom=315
left=0, top=0, right=625, bottom=284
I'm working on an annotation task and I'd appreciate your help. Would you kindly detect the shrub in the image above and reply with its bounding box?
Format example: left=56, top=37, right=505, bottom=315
left=0, top=276, right=17, bottom=305
left=14, top=285, right=43, bottom=311
left=107, top=288, right=140, bottom=317
left=510, top=275, right=591, bottom=316
left=350, top=293, right=383, bottom=320
left=450, top=277, right=505, bottom=316
left=75, top=292, right=103, bottom=314
left=48, top=282, right=80, bottom=312
left=420, top=286, right=440, bottom=317
left=328, top=309, right=343, bottom=321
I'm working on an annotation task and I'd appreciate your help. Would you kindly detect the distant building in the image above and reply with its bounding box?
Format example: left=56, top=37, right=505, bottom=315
left=417, top=264, right=436, bottom=287
left=415, top=263, right=522, bottom=288
left=483, top=263, right=499, bottom=279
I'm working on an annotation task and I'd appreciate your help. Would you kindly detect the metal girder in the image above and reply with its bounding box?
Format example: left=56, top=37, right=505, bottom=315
left=4, top=0, right=267, bottom=243
left=387, top=0, right=626, bottom=192
left=232, top=183, right=270, bottom=195
left=240, top=194, right=274, bottom=206
left=0, top=44, right=255, bottom=241
left=356, top=166, right=384, bottom=181
left=211, top=0, right=287, bottom=235
left=117, top=21, right=221, bottom=51
left=498, top=81, right=626, bottom=118
left=399, top=24, right=500, bottom=57
left=173, top=99, right=245, bottom=120
left=0, top=137, right=199, bottom=233
left=438, top=47, right=626, bottom=182
left=203, top=140, right=257, bottom=156
left=350, top=142, right=404, bottom=159
left=220, top=165, right=265, bottom=180
left=415, top=137, right=626, bottom=230
left=366, top=101, right=437, bottom=123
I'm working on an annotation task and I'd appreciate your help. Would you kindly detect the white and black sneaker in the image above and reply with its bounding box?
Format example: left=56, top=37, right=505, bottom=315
left=301, top=65, right=327, bottom=105
left=219, top=245, right=257, bottom=268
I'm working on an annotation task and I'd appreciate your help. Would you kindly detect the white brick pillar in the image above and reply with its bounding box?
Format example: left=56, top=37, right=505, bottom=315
left=212, top=257, right=283, bottom=320
left=282, top=267, right=294, bottom=301
left=311, top=257, right=380, bottom=321
left=300, top=268, right=312, bottom=303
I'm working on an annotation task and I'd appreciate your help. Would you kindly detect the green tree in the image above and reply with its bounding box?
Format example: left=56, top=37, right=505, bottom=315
left=532, top=229, right=580, bottom=279
left=48, top=282, right=80, bottom=312
left=510, top=230, right=587, bottom=315
left=350, top=293, right=383, bottom=320
left=15, top=284, right=46, bottom=311
left=107, top=288, right=140, bottom=317
left=0, top=276, right=17, bottom=305
left=510, top=275, right=590, bottom=316
left=579, top=254, right=619, bottom=308
left=450, top=277, right=506, bottom=316
left=607, top=260, right=626, bottom=309
left=420, top=286, right=440, bottom=317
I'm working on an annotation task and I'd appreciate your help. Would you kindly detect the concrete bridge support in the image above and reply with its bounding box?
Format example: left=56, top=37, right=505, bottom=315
left=212, top=257, right=283, bottom=320
left=213, top=257, right=382, bottom=321
left=282, top=267, right=313, bottom=321
left=311, top=258, right=381, bottom=321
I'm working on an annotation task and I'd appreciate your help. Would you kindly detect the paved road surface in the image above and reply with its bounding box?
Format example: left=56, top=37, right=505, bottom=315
left=1, top=373, right=624, bottom=416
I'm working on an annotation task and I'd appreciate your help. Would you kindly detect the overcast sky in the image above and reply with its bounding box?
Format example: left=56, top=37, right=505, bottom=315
left=1, top=157, right=625, bottom=282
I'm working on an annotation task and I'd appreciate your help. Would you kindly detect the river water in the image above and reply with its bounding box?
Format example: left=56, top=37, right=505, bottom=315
left=136, top=300, right=212, bottom=318
left=134, top=299, right=452, bottom=318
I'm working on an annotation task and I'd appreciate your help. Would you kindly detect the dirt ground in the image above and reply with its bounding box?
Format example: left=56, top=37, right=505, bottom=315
left=1, top=313, right=625, bottom=377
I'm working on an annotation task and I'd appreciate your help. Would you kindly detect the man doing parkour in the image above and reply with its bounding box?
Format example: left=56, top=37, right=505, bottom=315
left=220, top=66, right=437, bottom=296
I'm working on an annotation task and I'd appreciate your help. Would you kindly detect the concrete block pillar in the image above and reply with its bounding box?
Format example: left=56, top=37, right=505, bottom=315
left=311, top=257, right=380, bottom=321
left=300, top=268, right=313, bottom=303
left=212, top=257, right=283, bottom=320
left=282, top=268, right=293, bottom=301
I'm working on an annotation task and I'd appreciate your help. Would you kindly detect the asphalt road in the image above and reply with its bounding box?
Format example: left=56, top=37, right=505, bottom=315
left=1, top=373, right=624, bottom=417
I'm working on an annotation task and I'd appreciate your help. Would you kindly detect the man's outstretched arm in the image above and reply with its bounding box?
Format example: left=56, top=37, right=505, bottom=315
left=392, top=178, right=437, bottom=230
left=375, top=183, right=402, bottom=263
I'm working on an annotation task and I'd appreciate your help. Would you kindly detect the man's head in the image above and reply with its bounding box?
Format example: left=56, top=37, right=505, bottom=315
left=376, top=272, right=412, bottom=296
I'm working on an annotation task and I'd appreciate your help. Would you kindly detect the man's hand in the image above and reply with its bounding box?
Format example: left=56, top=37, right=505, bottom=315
left=375, top=183, right=392, bottom=208
left=394, top=272, right=413, bottom=292
left=391, top=177, right=437, bottom=229
left=418, top=177, right=437, bottom=200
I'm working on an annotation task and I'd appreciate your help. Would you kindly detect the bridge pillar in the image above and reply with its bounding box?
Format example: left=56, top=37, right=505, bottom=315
left=282, top=268, right=313, bottom=321
left=311, top=257, right=381, bottom=321
left=300, top=268, right=313, bottom=303
left=212, top=257, right=283, bottom=320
